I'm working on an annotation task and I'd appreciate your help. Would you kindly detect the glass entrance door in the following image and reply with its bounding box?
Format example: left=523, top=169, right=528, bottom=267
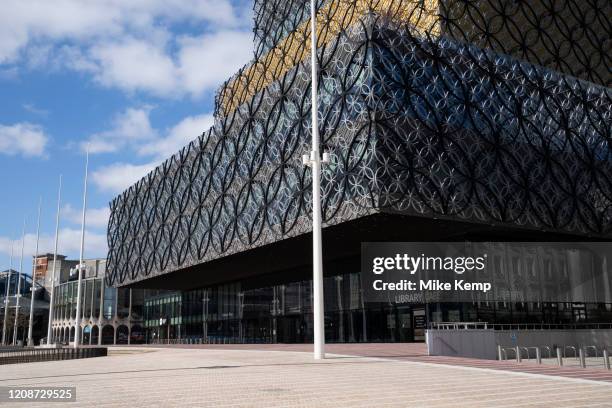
left=396, top=306, right=413, bottom=342
left=277, top=315, right=306, bottom=343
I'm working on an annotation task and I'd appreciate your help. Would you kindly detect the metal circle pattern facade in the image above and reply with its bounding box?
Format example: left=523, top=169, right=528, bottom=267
left=107, top=0, right=611, bottom=287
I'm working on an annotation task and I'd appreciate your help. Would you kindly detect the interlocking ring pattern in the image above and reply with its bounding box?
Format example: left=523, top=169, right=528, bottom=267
left=107, top=1, right=611, bottom=287
left=253, top=0, right=324, bottom=59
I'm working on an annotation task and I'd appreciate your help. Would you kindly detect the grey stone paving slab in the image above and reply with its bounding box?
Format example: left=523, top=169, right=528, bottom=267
left=0, top=347, right=610, bottom=407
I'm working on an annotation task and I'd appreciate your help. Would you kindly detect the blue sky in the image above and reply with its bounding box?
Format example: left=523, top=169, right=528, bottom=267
left=0, top=0, right=254, bottom=273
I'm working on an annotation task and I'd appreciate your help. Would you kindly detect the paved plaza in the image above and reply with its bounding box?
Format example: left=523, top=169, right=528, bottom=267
left=1, top=345, right=612, bottom=407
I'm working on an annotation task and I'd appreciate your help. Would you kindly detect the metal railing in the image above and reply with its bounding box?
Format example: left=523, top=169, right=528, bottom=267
left=491, top=323, right=612, bottom=330
left=430, top=322, right=489, bottom=330
left=498, top=346, right=512, bottom=361
left=585, top=345, right=600, bottom=358
left=0, top=346, right=32, bottom=353
left=541, top=346, right=552, bottom=359
left=498, top=344, right=611, bottom=370
left=564, top=346, right=577, bottom=358
left=430, top=322, right=612, bottom=331
left=148, top=336, right=273, bottom=345
left=0, top=347, right=107, bottom=365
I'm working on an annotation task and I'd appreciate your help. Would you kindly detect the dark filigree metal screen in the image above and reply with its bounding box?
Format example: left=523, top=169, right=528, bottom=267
left=107, top=0, right=611, bottom=287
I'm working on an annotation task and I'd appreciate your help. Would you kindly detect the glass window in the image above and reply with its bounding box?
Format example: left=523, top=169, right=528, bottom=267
left=117, top=288, right=130, bottom=318
left=85, top=279, right=93, bottom=318
left=131, top=289, right=144, bottom=321
left=94, top=280, right=102, bottom=317
left=103, top=287, right=116, bottom=319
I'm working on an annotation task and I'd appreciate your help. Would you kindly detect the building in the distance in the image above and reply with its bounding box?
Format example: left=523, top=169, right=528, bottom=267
left=104, top=0, right=611, bottom=344
left=32, top=254, right=78, bottom=292
left=2, top=255, right=152, bottom=346
left=49, top=257, right=149, bottom=345
left=0, top=269, right=48, bottom=345
left=33, top=254, right=50, bottom=283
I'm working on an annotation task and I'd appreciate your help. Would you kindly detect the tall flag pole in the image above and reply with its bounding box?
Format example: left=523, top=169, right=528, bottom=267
left=46, top=175, right=62, bottom=345
left=74, top=149, right=89, bottom=348
left=2, top=243, right=14, bottom=345
left=303, top=0, right=329, bottom=360
left=13, top=218, right=26, bottom=345
left=27, top=198, right=42, bottom=346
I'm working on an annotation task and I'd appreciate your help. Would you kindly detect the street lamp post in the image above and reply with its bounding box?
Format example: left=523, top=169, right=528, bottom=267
left=2, top=243, right=14, bottom=345
left=27, top=198, right=42, bottom=346
left=13, top=219, right=26, bottom=346
left=46, top=175, right=63, bottom=345
left=74, top=150, right=89, bottom=348
left=302, top=0, right=330, bottom=360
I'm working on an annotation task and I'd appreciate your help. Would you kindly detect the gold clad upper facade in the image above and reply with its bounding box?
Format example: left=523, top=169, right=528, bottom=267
left=218, top=0, right=440, bottom=117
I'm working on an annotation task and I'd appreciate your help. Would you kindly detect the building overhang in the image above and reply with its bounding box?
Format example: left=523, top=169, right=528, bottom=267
left=121, top=212, right=598, bottom=290
left=107, top=2, right=612, bottom=289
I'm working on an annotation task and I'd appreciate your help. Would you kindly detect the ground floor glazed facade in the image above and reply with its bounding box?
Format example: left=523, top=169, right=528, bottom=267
left=48, top=231, right=612, bottom=346
left=135, top=237, right=612, bottom=344
left=142, top=272, right=612, bottom=345
left=48, top=268, right=612, bottom=345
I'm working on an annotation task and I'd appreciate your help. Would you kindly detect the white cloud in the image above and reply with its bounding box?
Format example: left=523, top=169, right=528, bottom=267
left=62, top=204, right=110, bottom=229
left=56, top=45, right=98, bottom=72
left=0, top=228, right=108, bottom=265
left=72, top=30, right=253, bottom=98
left=91, top=161, right=161, bottom=193
left=88, top=108, right=212, bottom=193
left=0, top=122, right=48, bottom=157
left=83, top=107, right=156, bottom=154
left=0, top=0, right=249, bottom=64
left=89, top=39, right=178, bottom=96
left=0, top=0, right=254, bottom=98
left=177, top=30, right=253, bottom=98
left=139, top=113, right=213, bottom=158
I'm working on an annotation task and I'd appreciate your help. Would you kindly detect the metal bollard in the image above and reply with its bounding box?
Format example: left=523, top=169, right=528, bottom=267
left=556, top=347, right=563, bottom=366
left=579, top=347, right=586, bottom=368
left=498, top=345, right=503, bottom=361
left=516, top=346, right=521, bottom=363
left=604, top=349, right=610, bottom=370
left=536, top=347, right=541, bottom=364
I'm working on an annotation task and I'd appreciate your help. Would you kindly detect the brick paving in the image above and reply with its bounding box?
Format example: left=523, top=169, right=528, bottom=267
left=0, top=346, right=611, bottom=407
left=141, top=343, right=612, bottom=383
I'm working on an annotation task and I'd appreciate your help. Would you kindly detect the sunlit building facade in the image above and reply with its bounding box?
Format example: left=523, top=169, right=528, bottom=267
left=49, top=258, right=148, bottom=345
left=105, top=0, right=611, bottom=343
